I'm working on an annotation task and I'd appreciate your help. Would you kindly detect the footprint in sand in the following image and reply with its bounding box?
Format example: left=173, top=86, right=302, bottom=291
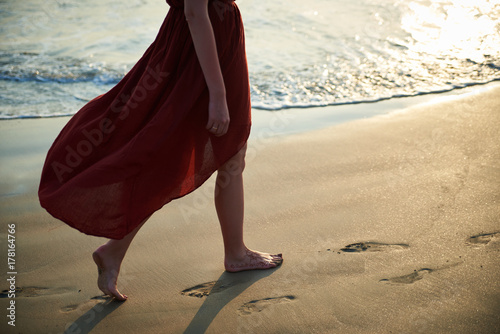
left=340, top=242, right=409, bottom=253
left=237, top=296, right=296, bottom=316
left=60, top=296, right=107, bottom=313
left=180, top=281, right=233, bottom=298
left=0, top=287, right=22, bottom=298
left=0, top=286, right=71, bottom=298
left=60, top=305, right=80, bottom=313
left=379, top=268, right=433, bottom=284
left=466, top=232, right=500, bottom=247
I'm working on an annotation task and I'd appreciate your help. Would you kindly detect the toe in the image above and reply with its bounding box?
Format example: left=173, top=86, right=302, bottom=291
left=109, top=287, right=127, bottom=301
left=263, top=261, right=277, bottom=269
left=114, top=293, right=128, bottom=301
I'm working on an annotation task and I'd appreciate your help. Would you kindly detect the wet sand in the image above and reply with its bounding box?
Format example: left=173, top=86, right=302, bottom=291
left=0, top=84, right=499, bottom=333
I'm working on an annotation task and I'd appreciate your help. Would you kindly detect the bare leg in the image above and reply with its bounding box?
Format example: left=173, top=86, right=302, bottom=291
left=92, top=217, right=149, bottom=300
left=215, top=144, right=283, bottom=272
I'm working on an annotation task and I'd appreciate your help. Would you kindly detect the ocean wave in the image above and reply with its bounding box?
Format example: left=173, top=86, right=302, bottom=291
left=0, top=52, right=129, bottom=84
left=1, top=0, right=500, bottom=118
left=249, top=56, right=500, bottom=111
left=250, top=79, right=500, bottom=111
left=1, top=79, right=498, bottom=120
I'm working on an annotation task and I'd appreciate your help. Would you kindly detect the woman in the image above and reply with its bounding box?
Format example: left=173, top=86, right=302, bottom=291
left=38, top=0, right=282, bottom=301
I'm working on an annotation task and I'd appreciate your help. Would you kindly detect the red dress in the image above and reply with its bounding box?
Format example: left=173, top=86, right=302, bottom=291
left=38, top=0, right=251, bottom=239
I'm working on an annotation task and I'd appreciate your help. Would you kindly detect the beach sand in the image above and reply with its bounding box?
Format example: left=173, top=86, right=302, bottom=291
left=1, top=84, right=499, bottom=333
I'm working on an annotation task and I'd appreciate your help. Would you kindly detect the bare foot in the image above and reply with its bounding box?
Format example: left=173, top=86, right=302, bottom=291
left=224, top=248, right=283, bottom=273
left=92, top=246, right=128, bottom=301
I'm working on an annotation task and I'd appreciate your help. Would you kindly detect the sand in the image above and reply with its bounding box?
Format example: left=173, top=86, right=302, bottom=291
left=1, top=84, right=499, bottom=333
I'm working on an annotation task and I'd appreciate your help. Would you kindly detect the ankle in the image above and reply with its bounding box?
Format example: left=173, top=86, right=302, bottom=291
left=224, top=246, right=248, bottom=261
left=95, top=244, right=126, bottom=263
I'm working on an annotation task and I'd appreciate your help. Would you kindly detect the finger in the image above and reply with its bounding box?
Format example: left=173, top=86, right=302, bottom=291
left=215, top=124, right=223, bottom=136
left=221, top=123, right=229, bottom=136
left=220, top=121, right=230, bottom=135
left=210, top=124, right=220, bottom=135
left=216, top=123, right=228, bottom=137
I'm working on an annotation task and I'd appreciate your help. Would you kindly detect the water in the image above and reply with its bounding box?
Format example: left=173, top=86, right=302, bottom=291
left=1, top=0, right=499, bottom=119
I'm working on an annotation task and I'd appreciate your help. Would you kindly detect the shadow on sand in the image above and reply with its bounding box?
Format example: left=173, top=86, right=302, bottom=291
left=183, top=268, right=280, bottom=333
left=63, top=297, right=124, bottom=334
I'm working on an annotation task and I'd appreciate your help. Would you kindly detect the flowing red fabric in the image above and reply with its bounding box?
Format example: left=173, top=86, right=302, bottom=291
left=38, top=0, right=251, bottom=239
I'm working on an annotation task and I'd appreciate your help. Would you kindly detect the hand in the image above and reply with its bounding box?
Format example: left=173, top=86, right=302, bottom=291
left=206, top=93, right=230, bottom=137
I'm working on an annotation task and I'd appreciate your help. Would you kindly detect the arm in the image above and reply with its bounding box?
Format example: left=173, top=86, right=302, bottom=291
left=184, top=0, right=229, bottom=136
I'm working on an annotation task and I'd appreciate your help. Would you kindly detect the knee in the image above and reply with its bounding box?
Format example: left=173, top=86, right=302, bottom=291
left=218, top=144, right=247, bottom=176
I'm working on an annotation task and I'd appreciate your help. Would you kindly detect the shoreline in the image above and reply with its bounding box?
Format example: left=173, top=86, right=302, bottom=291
left=0, top=82, right=499, bottom=333
left=251, top=81, right=500, bottom=138
left=1, top=82, right=490, bottom=199
left=0, top=81, right=498, bottom=152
